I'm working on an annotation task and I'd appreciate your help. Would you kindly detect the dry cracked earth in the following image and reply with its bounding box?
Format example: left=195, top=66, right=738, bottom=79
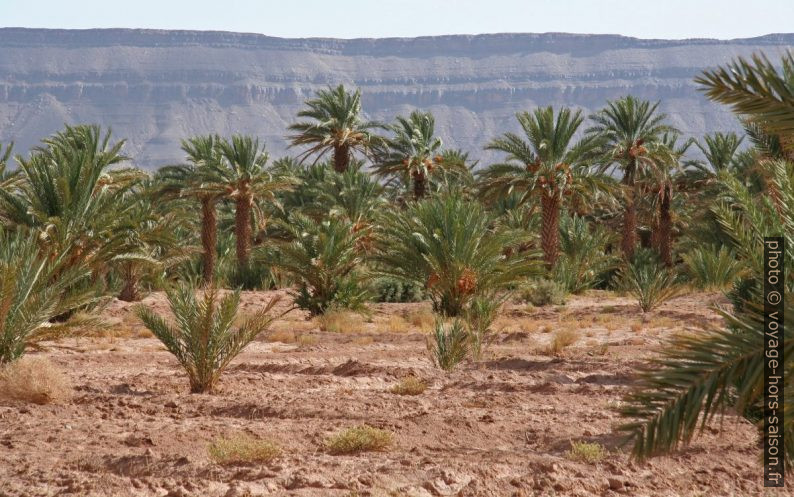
left=0, top=290, right=787, bottom=497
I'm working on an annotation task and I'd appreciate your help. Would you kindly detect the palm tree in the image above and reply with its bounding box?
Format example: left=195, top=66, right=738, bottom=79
left=287, top=85, right=381, bottom=173
left=643, top=134, right=692, bottom=266
left=0, top=125, right=143, bottom=270
left=375, top=193, right=540, bottom=316
left=374, top=110, right=445, bottom=200
left=478, top=106, right=602, bottom=267
left=170, top=135, right=224, bottom=285
left=588, top=96, right=675, bottom=259
left=114, top=187, right=194, bottom=302
left=208, top=135, right=295, bottom=270
left=621, top=53, right=794, bottom=464
left=694, top=132, right=744, bottom=176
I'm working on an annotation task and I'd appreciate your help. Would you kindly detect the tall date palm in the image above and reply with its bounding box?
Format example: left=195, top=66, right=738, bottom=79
left=208, top=136, right=295, bottom=270
left=374, top=110, right=445, bottom=200
left=479, top=106, right=602, bottom=267
left=288, top=85, right=381, bottom=173
left=588, top=96, right=674, bottom=259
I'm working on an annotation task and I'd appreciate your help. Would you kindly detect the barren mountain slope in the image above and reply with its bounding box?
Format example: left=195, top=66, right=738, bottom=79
left=0, top=29, right=792, bottom=167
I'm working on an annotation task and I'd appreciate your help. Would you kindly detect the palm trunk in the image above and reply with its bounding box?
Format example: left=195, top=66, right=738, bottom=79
left=413, top=172, right=427, bottom=200
left=119, top=262, right=139, bottom=302
left=235, top=187, right=252, bottom=269
left=333, top=144, right=350, bottom=173
left=621, top=166, right=637, bottom=260
left=200, top=197, right=217, bottom=285
left=658, top=184, right=673, bottom=267
left=540, top=194, right=561, bottom=268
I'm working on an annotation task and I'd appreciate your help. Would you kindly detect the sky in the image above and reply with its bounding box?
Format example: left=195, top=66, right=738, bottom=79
left=2, top=0, right=793, bottom=40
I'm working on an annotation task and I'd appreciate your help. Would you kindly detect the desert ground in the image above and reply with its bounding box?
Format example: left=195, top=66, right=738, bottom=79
left=0, top=291, right=783, bottom=497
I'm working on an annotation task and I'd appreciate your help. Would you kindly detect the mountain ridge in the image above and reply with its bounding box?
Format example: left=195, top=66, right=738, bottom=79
left=1, top=28, right=792, bottom=167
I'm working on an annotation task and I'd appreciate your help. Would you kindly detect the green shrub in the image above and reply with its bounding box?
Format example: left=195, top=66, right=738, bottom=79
left=264, top=214, right=369, bottom=315
left=567, top=441, right=607, bottom=463
left=682, top=245, right=744, bottom=290
left=617, top=249, right=683, bottom=313
left=554, top=215, right=618, bottom=293
left=375, top=193, right=539, bottom=316
left=727, top=276, right=758, bottom=312
left=325, top=425, right=393, bottom=454
left=463, top=296, right=502, bottom=360
left=427, top=319, right=470, bottom=371
left=134, top=285, right=279, bottom=392
left=227, top=263, right=272, bottom=291
left=519, top=279, right=567, bottom=306
left=371, top=277, right=425, bottom=303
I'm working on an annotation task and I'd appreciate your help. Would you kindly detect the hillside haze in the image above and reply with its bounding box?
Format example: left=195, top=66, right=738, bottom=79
left=1, top=28, right=792, bottom=168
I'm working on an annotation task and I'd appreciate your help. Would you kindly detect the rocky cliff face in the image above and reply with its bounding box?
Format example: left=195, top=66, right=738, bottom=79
left=0, top=28, right=792, bottom=167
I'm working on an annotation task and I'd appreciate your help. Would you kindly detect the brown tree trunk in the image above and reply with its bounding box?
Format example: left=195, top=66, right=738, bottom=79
left=540, top=194, right=561, bottom=268
left=200, top=197, right=217, bottom=285
left=658, top=184, right=673, bottom=267
left=119, top=262, right=140, bottom=302
left=413, top=172, right=427, bottom=200
left=333, top=144, right=350, bottom=173
left=621, top=167, right=637, bottom=260
left=235, top=186, right=252, bottom=269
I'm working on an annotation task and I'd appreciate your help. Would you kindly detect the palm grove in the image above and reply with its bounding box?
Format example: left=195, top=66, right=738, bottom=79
left=0, top=52, right=792, bottom=464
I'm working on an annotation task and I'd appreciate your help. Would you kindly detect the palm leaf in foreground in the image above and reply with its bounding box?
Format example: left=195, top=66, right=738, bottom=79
left=619, top=300, right=794, bottom=465
left=695, top=53, right=794, bottom=152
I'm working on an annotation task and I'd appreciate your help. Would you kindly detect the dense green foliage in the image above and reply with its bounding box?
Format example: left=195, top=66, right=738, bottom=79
left=375, top=193, right=539, bottom=316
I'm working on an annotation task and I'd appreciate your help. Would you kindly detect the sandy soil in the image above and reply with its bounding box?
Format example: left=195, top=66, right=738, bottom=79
left=0, top=291, right=786, bottom=497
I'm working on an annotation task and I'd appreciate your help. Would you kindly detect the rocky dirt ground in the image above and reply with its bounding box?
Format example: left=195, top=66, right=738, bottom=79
left=0, top=290, right=786, bottom=497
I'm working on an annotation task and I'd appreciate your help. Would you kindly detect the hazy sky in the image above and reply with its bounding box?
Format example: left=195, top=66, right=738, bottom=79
left=3, top=0, right=793, bottom=39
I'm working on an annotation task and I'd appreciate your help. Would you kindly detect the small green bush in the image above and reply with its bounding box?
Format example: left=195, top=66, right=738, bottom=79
left=227, top=263, right=272, bottom=291
left=519, top=279, right=567, bottom=307
left=135, top=285, right=279, bottom=393
left=371, top=277, right=425, bottom=303
left=617, top=249, right=683, bottom=313
left=427, top=319, right=470, bottom=371
left=463, top=296, right=501, bottom=360
left=682, top=245, right=744, bottom=291
left=727, top=276, right=759, bottom=312
left=264, top=215, right=370, bottom=315
left=566, top=441, right=606, bottom=463
left=554, top=215, right=618, bottom=293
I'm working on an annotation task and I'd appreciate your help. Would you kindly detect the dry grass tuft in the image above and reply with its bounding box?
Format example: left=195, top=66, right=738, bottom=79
left=385, top=315, right=411, bottom=333
left=547, top=328, right=580, bottom=355
left=208, top=433, right=281, bottom=464
left=0, top=357, right=72, bottom=404
left=630, top=322, right=643, bottom=333
left=325, top=425, right=393, bottom=455
left=317, top=311, right=367, bottom=333
left=389, top=376, right=427, bottom=395
left=405, top=309, right=435, bottom=331
left=352, top=336, right=374, bottom=345
left=566, top=441, right=607, bottom=463
left=267, top=329, right=297, bottom=343
left=296, top=334, right=318, bottom=347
